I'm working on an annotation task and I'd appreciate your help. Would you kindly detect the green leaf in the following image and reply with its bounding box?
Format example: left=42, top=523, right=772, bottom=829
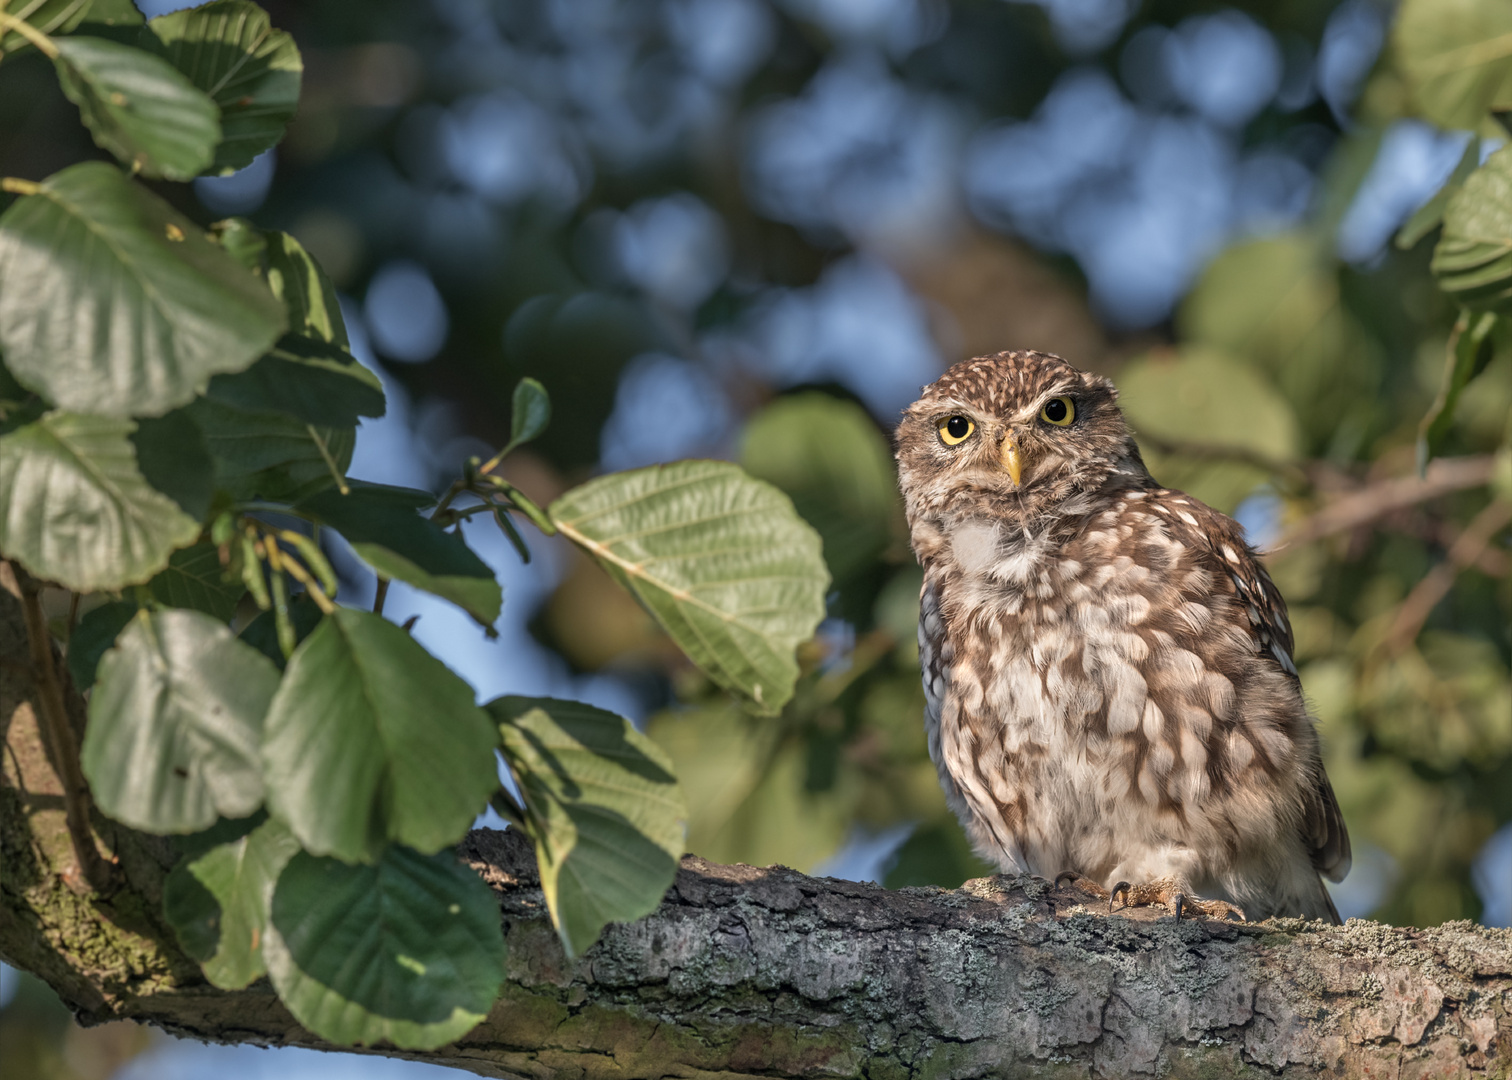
left=488, top=696, right=685, bottom=957
left=740, top=393, right=901, bottom=587
left=206, top=337, right=384, bottom=428
left=1419, top=310, right=1500, bottom=471
left=66, top=599, right=137, bottom=692
left=149, top=541, right=244, bottom=621
left=1, top=0, right=91, bottom=54
left=53, top=36, right=221, bottom=180
left=186, top=396, right=353, bottom=503
left=131, top=406, right=214, bottom=520
left=1397, top=138, right=1480, bottom=251
left=0, top=411, right=200, bottom=591
left=74, top=0, right=144, bottom=32
left=82, top=608, right=280, bottom=833
left=261, top=608, right=499, bottom=863
left=147, top=0, right=302, bottom=174
left=645, top=704, right=851, bottom=872
left=1393, top=0, right=1512, bottom=133
left=295, top=486, right=501, bottom=628
left=1114, top=347, right=1301, bottom=513
left=0, top=162, right=286, bottom=417
left=503, top=377, right=550, bottom=457
left=550, top=462, right=829, bottom=715
left=882, top=820, right=995, bottom=889
left=163, top=816, right=300, bottom=989
left=263, top=846, right=504, bottom=1050
left=1433, top=145, right=1512, bottom=311
left=263, top=231, right=349, bottom=349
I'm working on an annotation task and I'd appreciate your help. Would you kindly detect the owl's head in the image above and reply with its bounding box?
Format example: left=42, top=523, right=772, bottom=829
left=895, top=350, right=1145, bottom=532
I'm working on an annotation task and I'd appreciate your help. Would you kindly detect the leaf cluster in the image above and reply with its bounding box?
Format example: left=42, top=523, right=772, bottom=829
left=0, top=0, right=829, bottom=1052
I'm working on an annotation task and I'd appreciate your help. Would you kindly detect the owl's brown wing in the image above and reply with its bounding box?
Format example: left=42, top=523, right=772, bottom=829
left=1165, top=494, right=1352, bottom=885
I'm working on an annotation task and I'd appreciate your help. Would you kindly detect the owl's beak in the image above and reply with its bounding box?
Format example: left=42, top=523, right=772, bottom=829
left=999, top=432, right=1023, bottom=486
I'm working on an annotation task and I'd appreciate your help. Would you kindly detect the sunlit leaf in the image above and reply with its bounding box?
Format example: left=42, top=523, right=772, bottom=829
left=741, top=393, right=902, bottom=587
left=488, top=696, right=685, bottom=957
left=1393, top=0, right=1512, bottom=133
left=1433, top=145, right=1512, bottom=311
left=502, top=377, right=550, bottom=457
left=149, top=541, right=243, bottom=621
left=550, top=461, right=829, bottom=715
left=83, top=608, right=280, bottom=833
left=295, top=485, right=500, bottom=628
left=163, top=816, right=300, bottom=989
left=263, top=845, right=505, bottom=1050
left=263, top=230, right=349, bottom=348
left=0, top=162, right=285, bottom=417
left=0, top=411, right=200, bottom=591
left=53, top=35, right=220, bottom=179
left=261, top=608, right=499, bottom=863
left=146, top=0, right=302, bottom=173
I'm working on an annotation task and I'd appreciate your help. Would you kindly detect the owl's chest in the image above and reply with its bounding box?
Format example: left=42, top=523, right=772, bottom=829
left=935, top=522, right=1157, bottom=748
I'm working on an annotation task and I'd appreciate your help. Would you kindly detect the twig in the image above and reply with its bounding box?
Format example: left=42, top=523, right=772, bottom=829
left=1269, top=455, right=1496, bottom=553
left=1382, top=499, right=1512, bottom=656
left=12, top=566, right=115, bottom=893
left=1134, top=432, right=1310, bottom=490
left=373, top=577, right=390, bottom=616
left=0, top=13, right=57, bottom=58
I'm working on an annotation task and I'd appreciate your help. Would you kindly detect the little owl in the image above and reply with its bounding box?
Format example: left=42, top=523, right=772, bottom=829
left=897, top=350, right=1349, bottom=922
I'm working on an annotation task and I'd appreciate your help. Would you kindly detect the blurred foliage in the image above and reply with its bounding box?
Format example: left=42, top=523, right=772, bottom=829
left=3, top=0, right=1508, bottom=974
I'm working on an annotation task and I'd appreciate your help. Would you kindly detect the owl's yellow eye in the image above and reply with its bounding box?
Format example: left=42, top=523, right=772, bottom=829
left=1040, top=397, right=1075, bottom=426
left=938, top=415, right=975, bottom=445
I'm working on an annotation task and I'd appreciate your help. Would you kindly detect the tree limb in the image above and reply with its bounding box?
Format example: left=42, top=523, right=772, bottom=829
left=1, top=562, right=1509, bottom=1080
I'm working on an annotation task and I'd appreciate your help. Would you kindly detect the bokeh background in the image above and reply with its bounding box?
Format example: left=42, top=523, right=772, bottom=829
left=2, top=0, right=1510, bottom=1075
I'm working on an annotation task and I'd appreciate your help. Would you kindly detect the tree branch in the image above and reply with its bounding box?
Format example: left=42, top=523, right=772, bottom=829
left=0, top=562, right=1508, bottom=1080
left=1271, top=454, right=1496, bottom=552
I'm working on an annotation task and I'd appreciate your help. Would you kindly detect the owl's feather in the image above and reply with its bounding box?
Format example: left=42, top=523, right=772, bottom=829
left=898, top=350, right=1349, bottom=923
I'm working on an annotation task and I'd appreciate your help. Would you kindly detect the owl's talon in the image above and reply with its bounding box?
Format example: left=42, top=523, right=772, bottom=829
left=1110, top=881, right=1131, bottom=912
left=1171, top=893, right=1186, bottom=920
left=1054, top=870, right=1081, bottom=889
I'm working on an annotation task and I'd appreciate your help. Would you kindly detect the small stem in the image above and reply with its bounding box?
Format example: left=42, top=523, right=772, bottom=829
left=13, top=566, right=115, bottom=893
left=279, top=556, right=336, bottom=615
left=1, top=176, right=41, bottom=196
left=373, top=576, right=390, bottom=616
left=305, top=425, right=350, bottom=496
left=0, top=13, right=56, bottom=57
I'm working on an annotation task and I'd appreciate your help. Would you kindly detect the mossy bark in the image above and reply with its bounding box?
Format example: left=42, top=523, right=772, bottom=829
left=1, top=567, right=1509, bottom=1079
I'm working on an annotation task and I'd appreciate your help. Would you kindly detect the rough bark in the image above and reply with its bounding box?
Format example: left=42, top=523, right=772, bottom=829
left=1, top=569, right=1509, bottom=1079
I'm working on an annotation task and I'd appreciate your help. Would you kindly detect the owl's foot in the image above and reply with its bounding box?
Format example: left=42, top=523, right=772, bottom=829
left=1109, top=877, right=1246, bottom=922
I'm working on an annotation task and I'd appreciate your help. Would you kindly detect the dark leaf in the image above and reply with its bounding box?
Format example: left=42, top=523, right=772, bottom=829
left=264, top=845, right=504, bottom=1049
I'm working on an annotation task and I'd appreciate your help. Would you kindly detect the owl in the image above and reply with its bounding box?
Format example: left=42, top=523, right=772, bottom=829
left=896, top=351, right=1350, bottom=923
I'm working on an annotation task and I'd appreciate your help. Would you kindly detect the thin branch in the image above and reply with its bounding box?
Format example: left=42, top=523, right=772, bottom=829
left=1134, top=432, right=1311, bottom=490
left=11, top=565, right=115, bottom=893
left=1383, top=499, right=1512, bottom=656
left=373, top=576, right=390, bottom=616
left=1269, top=454, right=1495, bottom=553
